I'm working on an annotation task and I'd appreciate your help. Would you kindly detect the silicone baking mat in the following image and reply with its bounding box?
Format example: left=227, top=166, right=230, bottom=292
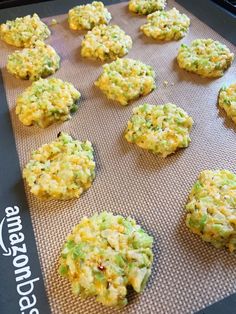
left=0, top=1, right=235, bottom=313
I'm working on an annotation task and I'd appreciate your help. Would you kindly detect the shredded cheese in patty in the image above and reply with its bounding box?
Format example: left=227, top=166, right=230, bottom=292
left=16, top=78, right=81, bottom=128
left=177, top=39, right=234, bottom=78
left=7, top=40, right=60, bottom=80
left=129, top=0, right=166, bottom=15
left=59, top=211, right=153, bottom=307
left=95, top=58, right=155, bottom=105
left=68, top=1, right=112, bottom=30
left=141, top=8, right=190, bottom=41
left=81, top=24, right=132, bottom=62
left=125, top=103, right=193, bottom=157
left=186, top=170, right=236, bottom=252
left=218, top=83, right=236, bottom=124
left=23, top=133, right=95, bottom=200
left=0, top=13, right=50, bottom=47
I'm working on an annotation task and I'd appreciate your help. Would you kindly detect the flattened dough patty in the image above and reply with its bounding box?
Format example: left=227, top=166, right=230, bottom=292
left=186, top=170, right=236, bottom=252
left=81, top=24, right=132, bottom=62
left=129, top=0, right=166, bottom=15
left=125, top=103, right=193, bottom=157
left=7, top=40, right=60, bottom=80
left=16, top=78, right=81, bottom=128
left=95, top=58, right=155, bottom=105
left=177, top=39, right=234, bottom=78
left=141, top=8, right=190, bottom=41
left=0, top=13, right=50, bottom=47
left=68, top=1, right=112, bottom=30
left=23, top=132, right=95, bottom=200
left=59, top=211, right=153, bottom=307
left=218, top=83, right=236, bottom=124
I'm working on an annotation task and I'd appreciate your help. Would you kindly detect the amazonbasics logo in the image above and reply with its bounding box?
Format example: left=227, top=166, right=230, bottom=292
left=0, top=206, right=40, bottom=314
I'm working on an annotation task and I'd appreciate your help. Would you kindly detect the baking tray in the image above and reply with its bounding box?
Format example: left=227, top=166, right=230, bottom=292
left=0, top=1, right=235, bottom=313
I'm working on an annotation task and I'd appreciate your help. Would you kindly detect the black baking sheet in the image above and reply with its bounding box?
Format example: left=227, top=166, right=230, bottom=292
left=0, top=1, right=235, bottom=313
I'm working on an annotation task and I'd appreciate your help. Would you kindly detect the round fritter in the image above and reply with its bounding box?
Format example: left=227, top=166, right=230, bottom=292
left=95, top=58, right=156, bottom=105
left=23, top=133, right=95, bottom=200
left=0, top=13, right=50, bottom=48
left=59, top=211, right=153, bottom=307
left=81, top=24, right=132, bottom=62
left=186, top=170, right=236, bottom=252
left=16, top=78, right=81, bottom=128
left=68, top=1, right=112, bottom=30
left=177, top=39, right=234, bottom=78
left=218, top=83, right=236, bottom=124
left=7, top=40, right=60, bottom=80
left=125, top=103, right=193, bottom=157
left=141, top=8, right=190, bottom=41
left=129, top=0, right=166, bottom=15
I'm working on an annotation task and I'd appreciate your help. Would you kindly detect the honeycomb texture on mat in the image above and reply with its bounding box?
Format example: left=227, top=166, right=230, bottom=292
left=0, top=1, right=235, bottom=313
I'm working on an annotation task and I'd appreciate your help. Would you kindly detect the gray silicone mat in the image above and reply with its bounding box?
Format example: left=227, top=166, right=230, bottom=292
left=0, top=1, right=235, bottom=313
